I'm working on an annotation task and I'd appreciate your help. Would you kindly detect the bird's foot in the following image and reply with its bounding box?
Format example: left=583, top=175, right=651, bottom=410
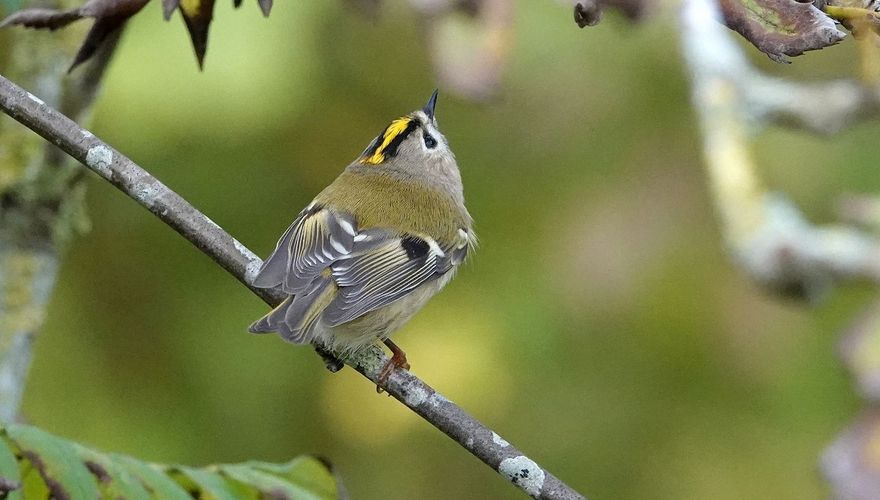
left=376, top=338, right=410, bottom=393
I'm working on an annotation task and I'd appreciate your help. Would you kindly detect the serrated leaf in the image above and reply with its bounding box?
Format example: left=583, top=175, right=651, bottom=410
left=173, top=465, right=258, bottom=500
left=0, top=432, right=22, bottom=499
left=4, top=425, right=100, bottom=499
left=221, top=464, right=329, bottom=500
left=249, top=457, right=339, bottom=499
left=113, top=455, right=192, bottom=499
left=0, top=424, right=343, bottom=500
left=75, top=445, right=152, bottom=500
left=719, top=0, right=845, bottom=62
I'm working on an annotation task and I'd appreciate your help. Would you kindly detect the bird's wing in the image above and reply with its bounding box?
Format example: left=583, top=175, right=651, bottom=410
left=250, top=204, right=470, bottom=341
left=322, top=229, right=464, bottom=326
left=251, top=203, right=357, bottom=294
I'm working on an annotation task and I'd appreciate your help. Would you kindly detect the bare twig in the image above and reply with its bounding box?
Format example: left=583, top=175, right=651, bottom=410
left=0, top=74, right=584, bottom=500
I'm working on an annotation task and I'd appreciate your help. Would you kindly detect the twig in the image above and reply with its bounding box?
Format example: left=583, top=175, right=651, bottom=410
left=0, top=73, right=584, bottom=500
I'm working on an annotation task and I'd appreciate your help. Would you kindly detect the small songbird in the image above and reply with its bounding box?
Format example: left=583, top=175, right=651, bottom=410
left=249, top=91, right=474, bottom=383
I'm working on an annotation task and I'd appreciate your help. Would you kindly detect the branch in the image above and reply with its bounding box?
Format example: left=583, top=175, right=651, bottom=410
left=680, top=0, right=880, bottom=300
left=0, top=74, right=584, bottom=500
left=679, top=1, right=880, bottom=136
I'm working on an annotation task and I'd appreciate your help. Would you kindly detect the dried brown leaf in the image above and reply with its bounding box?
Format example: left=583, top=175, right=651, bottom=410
left=257, top=0, right=272, bottom=16
left=163, top=0, right=273, bottom=69
left=162, top=0, right=180, bottom=21
left=177, top=0, right=215, bottom=69
left=719, top=0, right=846, bottom=62
left=233, top=0, right=272, bottom=16
left=0, top=0, right=149, bottom=71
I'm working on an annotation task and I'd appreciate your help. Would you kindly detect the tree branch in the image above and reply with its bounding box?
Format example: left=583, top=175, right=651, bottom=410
left=0, top=73, right=584, bottom=500
left=680, top=0, right=880, bottom=300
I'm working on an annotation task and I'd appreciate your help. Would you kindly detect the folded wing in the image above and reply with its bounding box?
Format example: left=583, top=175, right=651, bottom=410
left=249, top=204, right=470, bottom=345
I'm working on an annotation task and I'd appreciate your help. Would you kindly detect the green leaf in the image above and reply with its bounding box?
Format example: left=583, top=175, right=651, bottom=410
left=4, top=425, right=100, bottom=499
left=113, top=455, right=192, bottom=500
left=173, top=465, right=258, bottom=500
left=75, top=445, right=151, bottom=500
left=249, top=457, right=339, bottom=499
left=0, top=424, right=343, bottom=499
left=0, top=431, right=22, bottom=499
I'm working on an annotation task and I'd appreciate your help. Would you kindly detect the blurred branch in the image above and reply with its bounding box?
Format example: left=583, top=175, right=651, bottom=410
left=0, top=2, right=121, bottom=422
left=682, top=0, right=880, bottom=495
left=744, top=76, right=880, bottom=135
left=680, top=0, right=880, bottom=300
left=0, top=74, right=584, bottom=500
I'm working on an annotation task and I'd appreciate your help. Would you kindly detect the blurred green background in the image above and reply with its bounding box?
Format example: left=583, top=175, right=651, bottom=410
left=7, top=1, right=878, bottom=498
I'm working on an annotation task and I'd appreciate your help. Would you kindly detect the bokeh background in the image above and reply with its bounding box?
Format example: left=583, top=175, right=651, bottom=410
left=9, top=1, right=878, bottom=498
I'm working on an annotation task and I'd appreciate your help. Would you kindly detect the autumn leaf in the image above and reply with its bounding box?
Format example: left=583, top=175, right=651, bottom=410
left=163, top=0, right=273, bottom=69
left=2, top=0, right=274, bottom=72
left=719, top=0, right=845, bottom=62
left=0, top=0, right=149, bottom=72
left=234, top=0, right=272, bottom=16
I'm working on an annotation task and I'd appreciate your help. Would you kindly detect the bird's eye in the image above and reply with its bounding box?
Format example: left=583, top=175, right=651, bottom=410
left=423, top=132, right=437, bottom=149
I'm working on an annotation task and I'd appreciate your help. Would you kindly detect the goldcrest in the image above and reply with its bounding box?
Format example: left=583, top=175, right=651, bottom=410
left=249, top=91, right=474, bottom=381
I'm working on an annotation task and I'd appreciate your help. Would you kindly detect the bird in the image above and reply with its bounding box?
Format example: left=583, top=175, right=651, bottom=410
left=249, top=90, right=474, bottom=384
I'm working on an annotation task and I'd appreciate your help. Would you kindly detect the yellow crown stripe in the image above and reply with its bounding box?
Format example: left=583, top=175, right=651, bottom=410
left=363, top=117, right=412, bottom=165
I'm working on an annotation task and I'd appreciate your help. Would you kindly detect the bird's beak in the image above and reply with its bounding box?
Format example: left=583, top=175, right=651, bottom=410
left=423, top=89, right=439, bottom=120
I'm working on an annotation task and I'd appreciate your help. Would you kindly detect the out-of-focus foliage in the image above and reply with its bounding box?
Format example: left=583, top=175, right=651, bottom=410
left=574, top=0, right=862, bottom=63
left=12, top=1, right=878, bottom=499
left=0, top=423, right=340, bottom=499
left=0, top=0, right=272, bottom=70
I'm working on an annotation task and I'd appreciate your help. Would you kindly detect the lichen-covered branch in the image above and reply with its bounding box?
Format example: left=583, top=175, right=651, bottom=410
left=0, top=1, right=121, bottom=422
left=0, top=74, right=584, bottom=500
left=680, top=0, right=880, bottom=300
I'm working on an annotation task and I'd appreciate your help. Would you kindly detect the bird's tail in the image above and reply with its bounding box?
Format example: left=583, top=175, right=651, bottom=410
left=248, top=296, right=292, bottom=334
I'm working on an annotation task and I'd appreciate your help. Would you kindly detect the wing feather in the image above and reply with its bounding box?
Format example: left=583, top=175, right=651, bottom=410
left=252, top=204, right=469, bottom=336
